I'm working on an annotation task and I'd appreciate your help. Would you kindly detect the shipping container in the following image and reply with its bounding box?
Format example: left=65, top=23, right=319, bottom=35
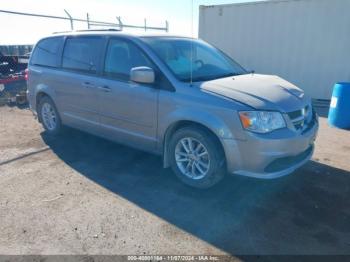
left=199, top=0, right=350, bottom=100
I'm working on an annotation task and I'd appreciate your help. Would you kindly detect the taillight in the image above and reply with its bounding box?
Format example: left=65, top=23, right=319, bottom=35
left=24, top=69, right=29, bottom=81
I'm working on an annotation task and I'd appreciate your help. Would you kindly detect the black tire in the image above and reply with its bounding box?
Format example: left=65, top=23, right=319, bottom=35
left=37, top=96, right=62, bottom=135
left=169, top=126, right=226, bottom=189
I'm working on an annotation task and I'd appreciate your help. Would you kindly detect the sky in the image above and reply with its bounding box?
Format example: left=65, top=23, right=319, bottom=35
left=0, top=0, right=264, bottom=45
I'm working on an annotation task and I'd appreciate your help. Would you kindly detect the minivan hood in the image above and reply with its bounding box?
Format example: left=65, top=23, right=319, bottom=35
left=200, top=74, right=309, bottom=112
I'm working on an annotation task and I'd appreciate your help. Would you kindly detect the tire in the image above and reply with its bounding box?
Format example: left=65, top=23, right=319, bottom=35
left=169, top=126, right=226, bottom=189
left=37, top=96, right=62, bottom=135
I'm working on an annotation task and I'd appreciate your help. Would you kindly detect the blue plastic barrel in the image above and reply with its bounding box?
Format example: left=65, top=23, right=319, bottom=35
left=328, top=82, right=350, bottom=129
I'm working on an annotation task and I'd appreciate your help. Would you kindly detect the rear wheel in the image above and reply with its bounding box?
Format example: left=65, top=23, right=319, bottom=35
left=169, top=126, right=226, bottom=189
left=38, top=96, right=62, bottom=135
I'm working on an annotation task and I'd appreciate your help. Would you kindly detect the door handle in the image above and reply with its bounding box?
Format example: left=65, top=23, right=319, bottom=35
left=82, top=82, right=95, bottom=88
left=97, top=85, right=111, bottom=92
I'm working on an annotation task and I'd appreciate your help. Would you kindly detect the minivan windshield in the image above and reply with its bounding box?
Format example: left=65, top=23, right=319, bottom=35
left=141, top=37, right=247, bottom=82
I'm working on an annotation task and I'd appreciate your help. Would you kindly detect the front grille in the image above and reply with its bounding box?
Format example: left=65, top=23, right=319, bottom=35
left=287, top=105, right=311, bottom=131
left=264, top=146, right=313, bottom=173
left=288, top=109, right=303, bottom=120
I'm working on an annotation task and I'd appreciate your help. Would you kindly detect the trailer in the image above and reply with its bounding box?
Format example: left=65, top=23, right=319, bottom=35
left=199, top=0, right=350, bottom=100
left=0, top=51, right=28, bottom=106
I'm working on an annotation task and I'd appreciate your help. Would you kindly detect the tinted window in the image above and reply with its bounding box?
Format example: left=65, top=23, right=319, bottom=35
left=62, top=37, right=103, bottom=73
left=31, top=37, right=62, bottom=67
left=104, top=39, right=152, bottom=81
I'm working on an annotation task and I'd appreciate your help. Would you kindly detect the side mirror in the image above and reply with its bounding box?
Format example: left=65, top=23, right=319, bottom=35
left=130, top=66, right=155, bottom=84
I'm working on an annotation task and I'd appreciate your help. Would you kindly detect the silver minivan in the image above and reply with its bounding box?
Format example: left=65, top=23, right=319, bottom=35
left=27, top=30, right=318, bottom=188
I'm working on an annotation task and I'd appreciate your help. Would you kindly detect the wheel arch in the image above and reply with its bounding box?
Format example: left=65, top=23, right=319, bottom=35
left=35, top=89, right=57, bottom=123
left=35, top=92, right=50, bottom=119
left=162, top=120, right=226, bottom=169
left=34, top=84, right=56, bottom=110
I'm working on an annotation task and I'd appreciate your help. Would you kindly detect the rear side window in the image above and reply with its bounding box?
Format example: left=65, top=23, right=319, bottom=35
left=62, top=37, right=103, bottom=74
left=31, top=37, right=62, bottom=67
left=104, top=38, right=152, bottom=81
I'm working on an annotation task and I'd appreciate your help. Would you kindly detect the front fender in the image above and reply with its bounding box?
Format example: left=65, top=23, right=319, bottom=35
left=160, top=108, right=236, bottom=142
left=159, top=106, right=245, bottom=168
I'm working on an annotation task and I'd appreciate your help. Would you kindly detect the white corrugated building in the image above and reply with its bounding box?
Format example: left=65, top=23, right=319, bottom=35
left=199, top=0, right=350, bottom=100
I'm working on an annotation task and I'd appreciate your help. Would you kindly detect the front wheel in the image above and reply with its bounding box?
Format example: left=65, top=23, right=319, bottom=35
left=169, top=127, right=226, bottom=189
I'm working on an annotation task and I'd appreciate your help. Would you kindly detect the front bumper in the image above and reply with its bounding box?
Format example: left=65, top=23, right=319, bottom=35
left=221, top=116, right=319, bottom=179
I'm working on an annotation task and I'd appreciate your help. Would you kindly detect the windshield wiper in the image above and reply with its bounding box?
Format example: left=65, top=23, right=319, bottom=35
left=182, top=73, right=243, bottom=83
left=216, top=73, right=243, bottom=78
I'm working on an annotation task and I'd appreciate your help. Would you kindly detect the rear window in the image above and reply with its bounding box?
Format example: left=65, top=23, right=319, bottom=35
left=62, top=37, right=103, bottom=74
left=31, top=37, right=63, bottom=67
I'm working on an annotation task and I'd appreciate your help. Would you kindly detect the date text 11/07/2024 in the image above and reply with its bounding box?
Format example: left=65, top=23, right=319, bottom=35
left=127, top=255, right=220, bottom=261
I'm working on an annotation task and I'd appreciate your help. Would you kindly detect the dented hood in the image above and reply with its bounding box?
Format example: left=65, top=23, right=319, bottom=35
left=200, top=74, right=310, bottom=112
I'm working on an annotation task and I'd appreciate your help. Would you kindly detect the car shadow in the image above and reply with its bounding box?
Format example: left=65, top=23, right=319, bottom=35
left=41, top=129, right=350, bottom=255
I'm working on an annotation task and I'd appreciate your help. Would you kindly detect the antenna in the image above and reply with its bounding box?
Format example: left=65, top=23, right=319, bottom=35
left=190, top=0, right=194, bottom=86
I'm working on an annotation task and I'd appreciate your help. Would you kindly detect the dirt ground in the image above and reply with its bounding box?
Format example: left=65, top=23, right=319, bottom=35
left=0, top=105, right=349, bottom=256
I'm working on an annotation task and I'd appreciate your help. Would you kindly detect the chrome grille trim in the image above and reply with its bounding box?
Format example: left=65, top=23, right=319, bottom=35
left=287, top=105, right=311, bottom=131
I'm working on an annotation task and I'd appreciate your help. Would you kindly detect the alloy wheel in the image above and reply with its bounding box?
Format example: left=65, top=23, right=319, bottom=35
left=175, top=137, right=210, bottom=180
left=41, top=102, right=57, bottom=131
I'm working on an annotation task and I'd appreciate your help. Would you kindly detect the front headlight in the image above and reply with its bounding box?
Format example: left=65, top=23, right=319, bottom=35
left=239, top=111, right=286, bottom=133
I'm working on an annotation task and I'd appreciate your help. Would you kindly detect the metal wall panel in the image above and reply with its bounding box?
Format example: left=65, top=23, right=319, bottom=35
left=199, top=0, right=350, bottom=99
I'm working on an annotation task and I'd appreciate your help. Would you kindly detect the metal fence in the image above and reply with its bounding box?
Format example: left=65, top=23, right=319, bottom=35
left=0, top=45, right=33, bottom=56
left=0, top=8, right=169, bottom=106
left=0, top=9, right=169, bottom=32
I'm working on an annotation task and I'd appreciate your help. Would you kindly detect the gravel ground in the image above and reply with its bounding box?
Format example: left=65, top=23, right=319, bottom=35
left=0, top=105, right=349, bottom=256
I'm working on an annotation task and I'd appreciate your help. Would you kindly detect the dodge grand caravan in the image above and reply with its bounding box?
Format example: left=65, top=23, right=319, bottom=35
left=27, top=31, right=318, bottom=188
